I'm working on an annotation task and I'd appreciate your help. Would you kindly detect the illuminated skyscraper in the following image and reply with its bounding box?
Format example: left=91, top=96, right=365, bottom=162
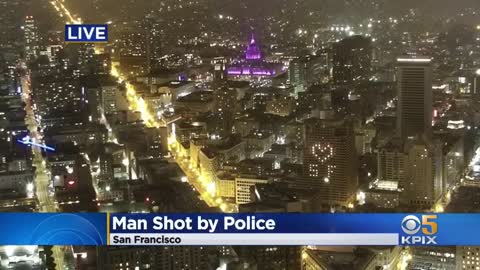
left=0, top=0, right=22, bottom=47
left=289, top=53, right=329, bottom=94
left=234, top=246, right=301, bottom=270
left=145, top=15, right=163, bottom=71
left=303, top=118, right=357, bottom=206
left=332, top=35, right=372, bottom=83
left=212, top=84, right=237, bottom=138
left=410, top=247, right=456, bottom=270
left=78, top=44, right=96, bottom=75
left=97, top=246, right=211, bottom=270
left=377, top=139, right=405, bottom=184
left=33, top=73, right=84, bottom=124
left=457, top=246, right=480, bottom=270
left=396, top=57, right=433, bottom=140
left=24, top=15, right=39, bottom=60
left=401, top=139, right=443, bottom=207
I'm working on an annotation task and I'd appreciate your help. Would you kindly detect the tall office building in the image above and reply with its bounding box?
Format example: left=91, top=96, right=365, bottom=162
left=401, top=139, right=443, bottom=207
left=303, top=118, right=357, bottom=206
left=33, top=74, right=84, bottom=123
left=145, top=15, right=163, bottom=71
left=0, top=0, right=23, bottom=47
left=97, top=246, right=212, bottom=270
left=396, top=57, right=433, bottom=140
left=78, top=44, right=97, bottom=75
left=83, top=75, right=126, bottom=118
left=234, top=246, right=302, bottom=270
left=213, top=85, right=237, bottom=138
left=235, top=177, right=270, bottom=205
left=410, top=247, right=456, bottom=270
left=289, top=53, right=329, bottom=94
left=377, top=139, right=405, bottom=184
left=332, top=35, right=372, bottom=83
left=456, top=246, right=480, bottom=270
left=24, top=15, right=39, bottom=60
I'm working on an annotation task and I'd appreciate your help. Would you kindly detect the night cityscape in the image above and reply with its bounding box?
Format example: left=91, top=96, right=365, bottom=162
left=1, top=0, right=480, bottom=269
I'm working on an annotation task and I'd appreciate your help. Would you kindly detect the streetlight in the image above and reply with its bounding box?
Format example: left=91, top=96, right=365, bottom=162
left=474, top=69, right=480, bottom=97
left=26, top=183, right=34, bottom=193
left=5, top=246, right=16, bottom=257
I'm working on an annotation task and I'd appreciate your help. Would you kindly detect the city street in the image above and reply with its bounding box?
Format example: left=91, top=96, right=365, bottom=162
left=20, top=66, right=65, bottom=270
left=168, top=143, right=235, bottom=212
left=50, top=0, right=232, bottom=214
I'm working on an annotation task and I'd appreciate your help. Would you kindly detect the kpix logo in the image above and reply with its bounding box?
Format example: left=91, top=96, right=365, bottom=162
left=400, top=215, right=438, bottom=245
left=65, top=24, right=108, bottom=43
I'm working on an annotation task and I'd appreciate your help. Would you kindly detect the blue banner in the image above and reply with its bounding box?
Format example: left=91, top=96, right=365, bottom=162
left=106, top=213, right=456, bottom=246
left=0, top=213, right=475, bottom=246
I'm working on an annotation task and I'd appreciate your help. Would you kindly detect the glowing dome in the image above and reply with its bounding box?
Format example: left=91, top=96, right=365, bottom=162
left=226, top=34, right=282, bottom=78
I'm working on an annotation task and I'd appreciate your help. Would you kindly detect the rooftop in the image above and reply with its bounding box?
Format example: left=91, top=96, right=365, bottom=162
left=176, top=90, right=213, bottom=103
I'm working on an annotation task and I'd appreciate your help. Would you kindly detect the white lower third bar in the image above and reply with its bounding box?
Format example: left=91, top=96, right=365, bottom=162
left=110, top=233, right=399, bottom=246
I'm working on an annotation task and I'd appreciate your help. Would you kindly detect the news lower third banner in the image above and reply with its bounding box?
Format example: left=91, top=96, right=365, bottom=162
left=0, top=213, right=476, bottom=246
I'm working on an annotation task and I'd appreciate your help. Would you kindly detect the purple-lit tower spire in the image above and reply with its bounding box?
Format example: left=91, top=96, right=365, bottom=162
left=245, top=34, right=262, bottom=60
left=226, top=33, right=280, bottom=77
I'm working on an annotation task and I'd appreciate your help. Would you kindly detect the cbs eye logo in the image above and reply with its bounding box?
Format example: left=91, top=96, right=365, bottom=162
left=400, top=215, right=438, bottom=245
left=401, top=215, right=437, bottom=235
left=401, top=215, right=422, bottom=235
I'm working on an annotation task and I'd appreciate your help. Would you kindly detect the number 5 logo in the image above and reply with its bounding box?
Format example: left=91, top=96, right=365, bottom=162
left=422, top=215, right=438, bottom=235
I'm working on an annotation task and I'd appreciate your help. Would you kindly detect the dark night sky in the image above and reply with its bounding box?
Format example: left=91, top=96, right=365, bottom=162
left=68, top=0, right=480, bottom=18
left=56, top=0, right=480, bottom=36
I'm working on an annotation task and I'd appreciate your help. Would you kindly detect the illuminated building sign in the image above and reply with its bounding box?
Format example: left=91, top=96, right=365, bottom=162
left=447, top=120, right=465, bottom=130
left=308, top=143, right=336, bottom=179
left=311, top=143, right=334, bottom=164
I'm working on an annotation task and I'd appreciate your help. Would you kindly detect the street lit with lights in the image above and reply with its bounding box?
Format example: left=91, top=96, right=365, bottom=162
left=110, top=53, right=233, bottom=212
left=19, top=62, right=66, bottom=270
